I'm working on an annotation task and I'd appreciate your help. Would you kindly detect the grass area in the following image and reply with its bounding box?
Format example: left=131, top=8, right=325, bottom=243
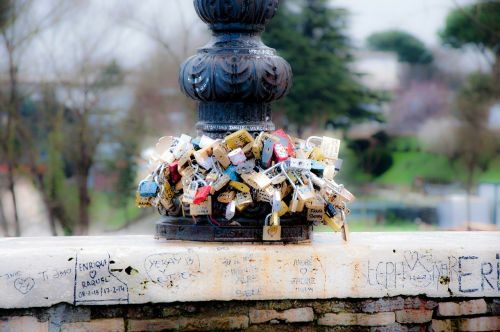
left=90, top=191, right=143, bottom=230
left=374, top=137, right=500, bottom=186
left=313, top=219, right=423, bottom=232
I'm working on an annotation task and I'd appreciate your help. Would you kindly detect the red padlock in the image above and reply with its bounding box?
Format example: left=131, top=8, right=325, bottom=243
left=169, top=161, right=181, bottom=184
left=273, top=143, right=289, bottom=162
left=193, top=186, right=212, bottom=205
left=272, top=129, right=294, bottom=155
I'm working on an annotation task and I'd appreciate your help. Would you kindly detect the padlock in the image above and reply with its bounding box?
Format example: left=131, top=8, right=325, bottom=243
left=280, top=182, right=292, bottom=199
left=241, top=172, right=272, bottom=190
left=236, top=159, right=255, bottom=174
left=273, top=143, right=289, bottom=162
left=229, top=181, right=250, bottom=193
left=309, top=147, right=324, bottom=161
left=323, top=213, right=342, bottom=232
left=190, top=197, right=212, bottom=216
left=177, top=149, right=193, bottom=173
left=228, top=148, right=246, bottom=166
left=272, top=129, right=294, bottom=155
left=307, top=207, right=324, bottom=223
left=320, top=136, right=341, bottom=160
left=191, top=137, right=202, bottom=150
left=155, top=136, right=175, bottom=155
left=172, top=134, right=192, bottom=159
left=305, top=195, right=324, bottom=209
left=138, top=180, right=159, bottom=197
left=217, top=190, right=236, bottom=203
left=337, top=187, right=355, bottom=203
left=263, top=213, right=281, bottom=241
left=212, top=143, right=231, bottom=169
left=205, top=171, right=219, bottom=185
left=160, top=196, right=174, bottom=210
left=182, top=181, right=199, bottom=204
left=323, top=165, right=336, bottom=180
left=224, top=129, right=254, bottom=150
left=325, top=203, right=337, bottom=218
left=162, top=181, right=175, bottom=200
left=180, top=165, right=195, bottom=179
left=224, top=164, right=239, bottom=181
left=199, top=135, right=215, bottom=149
left=261, top=139, right=275, bottom=168
left=194, top=147, right=213, bottom=170
left=242, top=142, right=254, bottom=158
left=210, top=173, right=230, bottom=194
left=277, top=201, right=288, bottom=217
left=193, top=185, right=212, bottom=204
left=297, top=185, right=315, bottom=202
left=271, top=191, right=281, bottom=212
left=252, top=132, right=265, bottom=159
left=236, top=191, right=253, bottom=206
left=256, top=186, right=275, bottom=202
left=310, top=160, right=325, bottom=177
left=169, top=161, right=182, bottom=184
left=289, top=190, right=299, bottom=213
left=225, top=200, right=236, bottom=220
left=288, top=158, right=312, bottom=171
left=135, top=192, right=152, bottom=208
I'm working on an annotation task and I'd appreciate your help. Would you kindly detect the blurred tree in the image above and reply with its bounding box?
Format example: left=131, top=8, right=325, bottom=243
left=263, top=0, right=380, bottom=135
left=348, top=131, right=393, bottom=178
left=440, top=1, right=500, bottom=83
left=367, top=30, right=433, bottom=64
left=0, top=0, right=67, bottom=236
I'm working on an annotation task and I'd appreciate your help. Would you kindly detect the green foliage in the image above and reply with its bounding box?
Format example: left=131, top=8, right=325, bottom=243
left=440, top=1, right=500, bottom=51
left=348, top=131, right=393, bottom=178
left=263, top=0, right=379, bottom=129
left=367, top=30, right=433, bottom=64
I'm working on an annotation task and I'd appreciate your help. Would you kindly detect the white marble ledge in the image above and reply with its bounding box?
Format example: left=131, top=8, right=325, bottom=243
left=0, top=232, right=498, bottom=309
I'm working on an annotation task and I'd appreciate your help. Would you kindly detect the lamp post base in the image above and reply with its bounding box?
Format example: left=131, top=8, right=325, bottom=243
left=155, top=217, right=311, bottom=243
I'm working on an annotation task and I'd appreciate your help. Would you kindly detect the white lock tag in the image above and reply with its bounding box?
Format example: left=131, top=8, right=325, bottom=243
left=320, top=136, right=340, bottom=160
left=225, top=200, right=236, bottom=220
left=182, top=181, right=198, bottom=204
left=199, top=135, right=215, bottom=149
left=228, top=148, right=247, bottom=166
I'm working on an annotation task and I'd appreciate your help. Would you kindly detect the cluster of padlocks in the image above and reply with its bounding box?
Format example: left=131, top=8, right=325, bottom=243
left=136, top=129, right=354, bottom=241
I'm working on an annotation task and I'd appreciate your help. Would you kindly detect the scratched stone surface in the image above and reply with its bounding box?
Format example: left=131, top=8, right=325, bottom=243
left=0, top=232, right=498, bottom=309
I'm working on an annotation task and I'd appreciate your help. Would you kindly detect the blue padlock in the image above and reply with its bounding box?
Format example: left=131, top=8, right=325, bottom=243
left=224, top=165, right=239, bottom=181
left=261, top=139, right=274, bottom=168
left=138, top=180, right=159, bottom=198
left=325, top=203, right=337, bottom=218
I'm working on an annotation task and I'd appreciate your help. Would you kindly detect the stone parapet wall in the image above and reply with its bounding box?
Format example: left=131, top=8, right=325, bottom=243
left=0, top=297, right=499, bottom=331
left=0, top=232, right=499, bottom=331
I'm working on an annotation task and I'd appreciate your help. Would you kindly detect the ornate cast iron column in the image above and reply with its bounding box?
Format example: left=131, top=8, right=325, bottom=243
left=155, top=0, right=311, bottom=242
left=179, top=0, right=292, bottom=138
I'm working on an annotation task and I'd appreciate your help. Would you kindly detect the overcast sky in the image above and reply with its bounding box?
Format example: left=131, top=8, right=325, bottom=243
left=3, top=0, right=479, bottom=78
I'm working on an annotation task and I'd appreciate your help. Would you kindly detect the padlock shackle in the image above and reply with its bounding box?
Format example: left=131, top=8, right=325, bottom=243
left=305, top=136, right=322, bottom=150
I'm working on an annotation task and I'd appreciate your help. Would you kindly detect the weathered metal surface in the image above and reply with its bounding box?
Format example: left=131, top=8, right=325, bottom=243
left=156, top=217, right=311, bottom=242
left=179, top=0, right=292, bottom=138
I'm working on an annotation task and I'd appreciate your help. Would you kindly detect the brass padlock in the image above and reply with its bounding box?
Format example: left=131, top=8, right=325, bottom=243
left=241, top=172, right=272, bottom=190
left=277, top=201, right=289, bottom=217
left=213, top=143, right=231, bottom=169
left=211, top=173, right=230, bottom=194
left=194, top=147, right=213, bottom=170
left=309, top=147, right=325, bottom=161
left=217, top=190, right=236, bottom=203
left=225, top=129, right=254, bottom=150
left=135, top=192, right=152, bottom=208
left=190, top=197, right=212, bottom=216
left=236, top=191, right=253, bottom=206
left=263, top=213, right=281, bottom=241
left=307, top=207, right=324, bottom=223
left=323, top=213, right=342, bottom=232
left=229, top=181, right=251, bottom=193
left=256, top=186, right=275, bottom=202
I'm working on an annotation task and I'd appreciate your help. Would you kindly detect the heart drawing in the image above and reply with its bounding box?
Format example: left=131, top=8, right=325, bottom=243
left=14, top=277, right=35, bottom=295
left=89, top=270, right=97, bottom=279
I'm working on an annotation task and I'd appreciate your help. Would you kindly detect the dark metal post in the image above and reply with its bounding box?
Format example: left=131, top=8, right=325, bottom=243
left=155, top=0, right=311, bottom=242
left=179, top=0, right=292, bottom=138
